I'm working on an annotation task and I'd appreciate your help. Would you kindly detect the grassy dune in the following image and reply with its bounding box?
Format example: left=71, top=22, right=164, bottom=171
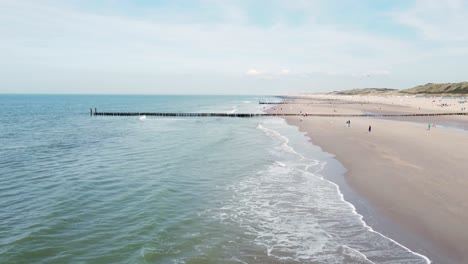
left=331, top=88, right=399, bottom=95
left=403, top=82, right=468, bottom=95
left=331, top=82, right=468, bottom=96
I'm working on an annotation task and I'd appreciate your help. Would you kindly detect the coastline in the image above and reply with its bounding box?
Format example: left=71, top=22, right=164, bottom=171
left=270, top=95, right=468, bottom=264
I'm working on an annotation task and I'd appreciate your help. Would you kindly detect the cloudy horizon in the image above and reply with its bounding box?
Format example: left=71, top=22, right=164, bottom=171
left=1, top=0, right=468, bottom=95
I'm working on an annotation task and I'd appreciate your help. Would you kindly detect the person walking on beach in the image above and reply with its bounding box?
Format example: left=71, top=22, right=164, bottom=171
left=368, top=125, right=372, bottom=133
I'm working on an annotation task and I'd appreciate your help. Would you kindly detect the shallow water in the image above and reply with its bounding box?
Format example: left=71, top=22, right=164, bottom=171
left=0, top=95, right=429, bottom=263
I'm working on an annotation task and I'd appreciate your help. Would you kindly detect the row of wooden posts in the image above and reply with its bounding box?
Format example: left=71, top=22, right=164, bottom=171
left=90, top=108, right=468, bottom=118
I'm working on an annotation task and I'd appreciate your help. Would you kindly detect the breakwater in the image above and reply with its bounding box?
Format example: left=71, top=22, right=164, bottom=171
left=90, top=109, right=468, bottom=118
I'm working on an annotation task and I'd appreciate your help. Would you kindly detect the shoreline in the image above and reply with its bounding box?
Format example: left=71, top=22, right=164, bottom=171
left=311, top=146, right=434, bottom=263
left=284, top=117, right=448, bottom=264
left=270, top=95, right=468, bottom=264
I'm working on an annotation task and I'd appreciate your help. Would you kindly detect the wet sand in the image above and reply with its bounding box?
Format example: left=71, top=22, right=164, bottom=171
left=269, top=95, right=468, bottom=263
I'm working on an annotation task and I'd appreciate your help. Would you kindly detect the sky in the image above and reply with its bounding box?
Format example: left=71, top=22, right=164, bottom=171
left=1, top=0, right=468, bottom=95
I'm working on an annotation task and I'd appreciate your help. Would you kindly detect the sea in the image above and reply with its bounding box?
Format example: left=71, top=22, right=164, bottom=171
left=0, top=95, right=430, bottom=264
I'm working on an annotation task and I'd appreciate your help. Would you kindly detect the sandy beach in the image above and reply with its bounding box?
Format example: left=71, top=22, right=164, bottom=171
left=270, top=95, right=468, bottom=263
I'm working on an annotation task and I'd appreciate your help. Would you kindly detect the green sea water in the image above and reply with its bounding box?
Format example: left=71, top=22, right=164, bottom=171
left=0, top=95, right=429, bottom=263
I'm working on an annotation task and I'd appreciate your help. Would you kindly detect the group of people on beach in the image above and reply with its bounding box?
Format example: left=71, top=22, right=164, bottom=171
left=346, top=120, right=371, bottom=132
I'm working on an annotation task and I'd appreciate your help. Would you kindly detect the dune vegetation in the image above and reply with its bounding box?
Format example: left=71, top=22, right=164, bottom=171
left=331, top=82, right=468, bottom=96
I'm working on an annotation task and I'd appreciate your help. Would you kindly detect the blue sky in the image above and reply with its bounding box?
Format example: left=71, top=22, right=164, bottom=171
left=1, top=0, right=467, bottom=94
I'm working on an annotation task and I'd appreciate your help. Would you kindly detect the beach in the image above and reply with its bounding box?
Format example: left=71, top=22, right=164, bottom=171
left=269, top=95, right=468, bottom=263
left=1, top=94, right=436, bottom=263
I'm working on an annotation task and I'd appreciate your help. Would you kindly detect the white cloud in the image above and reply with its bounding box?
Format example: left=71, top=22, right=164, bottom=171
left=0, top=0, right=467, bottom=94
left=245, top=69, right=263, bottom=76
left=393, top=0, right=468, bottom=42
left=0, top=1, right=417, bottom=75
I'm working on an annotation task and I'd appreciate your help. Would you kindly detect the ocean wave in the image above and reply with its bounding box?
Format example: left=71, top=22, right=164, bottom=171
left=229, top=106, right=238, bottom=114
left=216, top=120, right=430, bottom=263
left=256, top=124, right=303, bottom=158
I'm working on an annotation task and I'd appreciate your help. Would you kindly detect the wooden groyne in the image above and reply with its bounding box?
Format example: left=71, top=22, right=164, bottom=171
left=259, top=101, right=292, bottom=104
left=258, top=100, right=369, bottom=105
left=90, top=109, right=468, bottom=118
left=93, top=111, right=289, bottom=118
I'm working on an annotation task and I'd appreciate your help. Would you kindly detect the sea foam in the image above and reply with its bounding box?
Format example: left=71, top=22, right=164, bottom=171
left=214, top=118, right=430, bottom=263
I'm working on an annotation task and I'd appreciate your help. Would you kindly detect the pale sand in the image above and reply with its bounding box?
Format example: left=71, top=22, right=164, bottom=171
left=270, top=95, right=468, bottom=263
left=288, top=94, right=468, bottom=113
